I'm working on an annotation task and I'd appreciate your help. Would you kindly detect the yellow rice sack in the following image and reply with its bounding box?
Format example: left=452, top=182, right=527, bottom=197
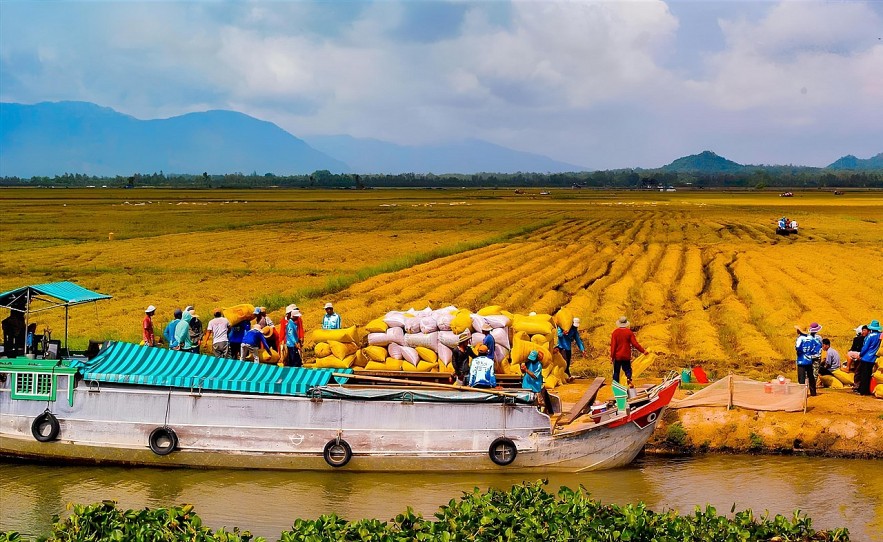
left=512, top=315, right=554, bottom=336
left=363, top=345, right=388, bottom=362
left=477, top=305, right=503, bottom=316
left=329, top=341, right=359, bottom=359
left=873, top=370, right=883, bottom=385
left=353, top=348, right=369, bottom=368
left=385, top=357, right=403, bottom=371
left=416, top=346, right=438, bottom=363
left=437, top=362, right=455, bottom=374
left=544, top=375, right=560, bottom=389
left=364, top=361, right=388, bottom=371
left=450, top=309, right=473, bottom=334
left=555, top=308, right=573, bottom=334
left=819, top=375, right=844, bottom=389
left=314, top=354, right=355, bottom=369
left=364, top=319, right=388, bottom=333
left=311, top=326, right=358, bottom=344
left=314, top=342, right=331, bottom=358
left=875, top=384, right=883, bottom=399
left=530, top=334, right=549, bottom=346
left=259, top=348, right=279, bottom=364
left=510, top=339, right=552, bottom=366
left=223, top=304, right=255, bottom=326
left=402, top=360, right=438, bottom=372
left=832, top=369, right=854, bottom=385
left=619, top=352, right=657, bottom=385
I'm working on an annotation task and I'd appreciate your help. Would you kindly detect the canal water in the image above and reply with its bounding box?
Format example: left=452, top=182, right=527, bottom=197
left=1, top=455, right=880, bottom=541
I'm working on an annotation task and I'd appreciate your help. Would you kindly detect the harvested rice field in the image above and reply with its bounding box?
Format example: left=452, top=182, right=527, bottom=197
left=1, top=188, right=882, bottom=381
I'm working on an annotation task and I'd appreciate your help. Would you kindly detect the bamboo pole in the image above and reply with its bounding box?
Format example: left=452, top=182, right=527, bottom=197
left=330, top=372, right=522, bottom=398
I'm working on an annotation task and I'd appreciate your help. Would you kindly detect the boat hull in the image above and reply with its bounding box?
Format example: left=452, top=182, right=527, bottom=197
left=0, top=378, right=677, bottom=472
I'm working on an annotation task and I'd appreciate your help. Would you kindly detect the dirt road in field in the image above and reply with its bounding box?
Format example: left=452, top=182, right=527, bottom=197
left=556, top=379, right=883, bottom=458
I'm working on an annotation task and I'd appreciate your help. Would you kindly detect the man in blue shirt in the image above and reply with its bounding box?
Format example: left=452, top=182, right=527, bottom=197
left=163, top=309, right=182, bottom=349
left=285, top=307, right=303, bottom=367
left=467, top=345, right=496, bottom=388
left=480, top=323, right=495, bottom=360
left=857, top=320, right=881, bottom=396
left=521, top=350, right=554, bottom=414
left=240, top=326, right=271, bottom=363
left=555, top=317, right=585, bottom=380
left=795, top=322, right=823, bottom=397
left=322, top=302, right=341, bottom=330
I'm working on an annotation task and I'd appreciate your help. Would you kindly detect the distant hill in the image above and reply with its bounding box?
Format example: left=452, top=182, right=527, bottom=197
left=304, top=135, right=587, bottom=174
left=0, top=101, right=348, bottom=177
left=661, top=150, right=745, bottom=173
left=827, top=153, right=883, bottom=171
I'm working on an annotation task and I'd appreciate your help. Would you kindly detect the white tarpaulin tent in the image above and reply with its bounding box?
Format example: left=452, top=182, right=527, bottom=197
left=671, top=375, right=807, bottom=412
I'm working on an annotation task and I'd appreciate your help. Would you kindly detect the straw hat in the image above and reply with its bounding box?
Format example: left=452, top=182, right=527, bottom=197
left=262, top=326, right=274, bottom=338
left=457, top=331, right=471, bottom=344
left=324, top=302, right=334, bottom=309
left=616, top=316, right=630, bottom=328
left=481, top=322, right=493, bottom=332
left=145, top=305, right=156, bottom=313
left=285, top=304, right=297, bottom=314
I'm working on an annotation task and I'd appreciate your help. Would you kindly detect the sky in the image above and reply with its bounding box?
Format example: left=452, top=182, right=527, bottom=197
left=1, top=0, right=881, bottom=170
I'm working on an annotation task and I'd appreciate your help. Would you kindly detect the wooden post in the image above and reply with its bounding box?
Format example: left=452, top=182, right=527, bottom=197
left=727, top=374, right=734, bottom=410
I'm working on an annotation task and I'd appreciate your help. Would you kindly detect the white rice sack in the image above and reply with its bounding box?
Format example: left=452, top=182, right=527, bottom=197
left=470, top=314, right=487, bottom=333
left=383, top=311, right=406, bottom=328
left=404, top=332, right=439, bottom=351
left=438, top=330, right=461, bottom=349
left=485, top=315, right=511, bottom=329
left=401, top=346, right=420, bottom=365
left=494, top=344, right=510, bottom=364
left=471, top=332, right=484, bottom=348
left=437, top=343, right=453, bottom=366
left=416, top=307, right=433, bottom=317
left=368, top=332, right=394, bottom=346
left=404, top=317, right=422, bottom=334
left=435, top=312, right=453, bottom=331
left=419, top=316, right=438, bottom=334
left=388, top=342, right=404, bottom=360
left=491, top=327, right=511, bottom=349
left=386, top=326, right=405, bottom=345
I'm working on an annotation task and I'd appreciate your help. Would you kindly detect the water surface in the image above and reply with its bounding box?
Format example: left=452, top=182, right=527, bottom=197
left=1, top=455, right=880, bottom=540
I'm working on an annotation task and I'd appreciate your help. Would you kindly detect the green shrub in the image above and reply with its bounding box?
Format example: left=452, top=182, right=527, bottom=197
left=4, top=482, right=849, bottom=542
left=665, top=422, right=688, bottom=447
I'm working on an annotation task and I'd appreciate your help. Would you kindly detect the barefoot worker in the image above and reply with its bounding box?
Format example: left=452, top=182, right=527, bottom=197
left=610, top=316, right=646, bottom=386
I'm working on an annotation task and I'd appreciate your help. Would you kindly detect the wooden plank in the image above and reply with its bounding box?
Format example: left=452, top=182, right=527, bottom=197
left=557, top=377, right=606, bottom=426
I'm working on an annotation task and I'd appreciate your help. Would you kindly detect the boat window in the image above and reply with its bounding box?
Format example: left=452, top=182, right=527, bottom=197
left=12, top=372, right=55, bottom=400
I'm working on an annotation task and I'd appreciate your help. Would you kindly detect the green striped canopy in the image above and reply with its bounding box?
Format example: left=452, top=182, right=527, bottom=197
left=73, top=342, right=349, bottom=396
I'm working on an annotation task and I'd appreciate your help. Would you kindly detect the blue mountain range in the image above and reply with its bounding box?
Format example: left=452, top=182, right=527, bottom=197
left=0, top=101, right=585, bottom=177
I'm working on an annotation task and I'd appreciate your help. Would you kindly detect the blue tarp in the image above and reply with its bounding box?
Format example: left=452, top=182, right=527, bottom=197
left=72, top=341, right=351, bottom=397
left=0, top=281, right=112, bottom=309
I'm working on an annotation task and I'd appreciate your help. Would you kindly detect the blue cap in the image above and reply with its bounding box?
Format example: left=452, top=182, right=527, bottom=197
left=527, top=350, right=538, bottom=361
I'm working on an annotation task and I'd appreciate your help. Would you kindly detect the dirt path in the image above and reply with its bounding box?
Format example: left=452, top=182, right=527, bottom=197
left=555, top=378, right=883, bottom=458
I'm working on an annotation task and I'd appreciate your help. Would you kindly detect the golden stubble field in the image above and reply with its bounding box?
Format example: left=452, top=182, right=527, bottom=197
left=1, top=188, right=881, bottom=380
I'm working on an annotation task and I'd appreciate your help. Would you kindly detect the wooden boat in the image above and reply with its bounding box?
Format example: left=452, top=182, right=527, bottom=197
left=0, top=282, right=679, bottom=472
left=0, top=342, right=678, bottom=472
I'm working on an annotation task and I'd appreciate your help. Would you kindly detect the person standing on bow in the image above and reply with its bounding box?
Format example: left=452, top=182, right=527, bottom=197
left=555, top=317, right=585, bottom=381
left=451, top=331, right=475, bottom=385
left=610, top=316, right=646, bottom=386
left=795, top=322, right=823, bottom=397
left=322, top=302, right=341, bottom=330
left=142, top=305, right=157, bottom=346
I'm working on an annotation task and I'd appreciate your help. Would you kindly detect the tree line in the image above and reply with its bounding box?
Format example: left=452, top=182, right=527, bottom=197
left=1, top=168, right=881, bottom=189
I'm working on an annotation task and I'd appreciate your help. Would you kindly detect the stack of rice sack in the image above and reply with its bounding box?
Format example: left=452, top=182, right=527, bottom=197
left=309, top=326, right=360, bottom=369
left=506, top=310, right=570, bottom=389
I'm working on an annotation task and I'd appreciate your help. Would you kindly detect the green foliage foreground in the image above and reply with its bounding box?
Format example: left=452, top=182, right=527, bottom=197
left=0, top=481, right=848, bottom=542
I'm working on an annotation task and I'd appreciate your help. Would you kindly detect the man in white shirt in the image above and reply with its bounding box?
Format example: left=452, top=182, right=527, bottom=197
left=207, top=309, right=231, bottom=358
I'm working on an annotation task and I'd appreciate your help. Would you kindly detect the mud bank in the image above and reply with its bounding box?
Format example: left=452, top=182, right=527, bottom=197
left=558, top=379, right=883, bottom=459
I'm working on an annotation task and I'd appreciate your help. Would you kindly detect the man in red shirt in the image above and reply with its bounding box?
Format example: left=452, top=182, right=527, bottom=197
left=143, top=305, right=157, bottom=346
left=610, top=316, right=646, bottom=385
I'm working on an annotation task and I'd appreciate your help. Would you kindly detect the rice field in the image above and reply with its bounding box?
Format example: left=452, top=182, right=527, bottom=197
left=1, top=187, right=881, bottom=380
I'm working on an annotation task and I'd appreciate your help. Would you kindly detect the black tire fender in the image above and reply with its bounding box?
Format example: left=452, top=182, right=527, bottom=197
left=323, top=439, right=352, bottom=468
left=489, top=437, right=517, bottom=466
left=32, top=411, right=60, bottom=442
left=148, top=426, right=178, bottom=456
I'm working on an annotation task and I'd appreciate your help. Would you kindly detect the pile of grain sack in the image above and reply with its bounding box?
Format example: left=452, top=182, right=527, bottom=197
left=306, top=306, right=576, bottom=388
